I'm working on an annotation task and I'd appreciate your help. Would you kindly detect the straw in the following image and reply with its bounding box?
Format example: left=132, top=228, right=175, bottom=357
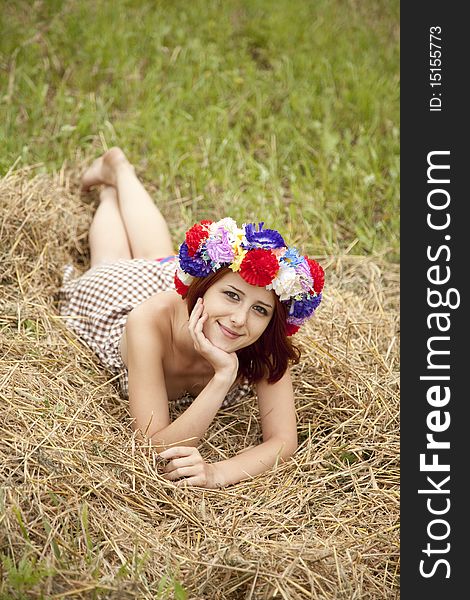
left=0, top=167, right=399, bottom=599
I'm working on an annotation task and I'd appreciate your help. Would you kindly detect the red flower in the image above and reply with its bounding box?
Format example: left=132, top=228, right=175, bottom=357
left=174, top=272, right=189, bottom=297
left=239, top=249, right=279, bottom=287
left=306, top=257, right=324, bottom=294
left=185, top=220, right=213, bottom=256
left=286, top=323, right=300, bottom=336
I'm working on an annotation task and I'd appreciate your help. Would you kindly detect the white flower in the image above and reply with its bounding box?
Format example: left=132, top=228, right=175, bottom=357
left=209, top=217, right=246, bottom=250
left=267, top=264, right=303, bottom=301
left=210, top=217, right=239, bottom=238
left=176, top=265, right=194, bottom=286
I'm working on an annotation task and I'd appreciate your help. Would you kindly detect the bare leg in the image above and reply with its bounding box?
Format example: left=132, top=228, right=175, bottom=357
left=89, top=186, right=132, bottom=267
left=82, top=147, right=175, bottom=260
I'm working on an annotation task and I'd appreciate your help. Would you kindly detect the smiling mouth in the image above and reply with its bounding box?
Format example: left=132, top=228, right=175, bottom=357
left=217, top=322, right=243, bottom=339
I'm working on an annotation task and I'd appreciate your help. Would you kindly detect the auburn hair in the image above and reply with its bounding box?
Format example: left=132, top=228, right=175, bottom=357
left=182, top=267, right=301, bottom=384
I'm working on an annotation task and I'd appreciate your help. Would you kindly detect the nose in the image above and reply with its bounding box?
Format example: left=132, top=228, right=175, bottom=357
left=230, top=305, right=248, bottom=327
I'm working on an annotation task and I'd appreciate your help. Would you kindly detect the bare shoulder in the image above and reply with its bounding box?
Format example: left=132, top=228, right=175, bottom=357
left=256, top=369, right=294, bottom=401
left=128, top=290, right=179, bottom=323
left=121, top=291, right=181, bottom=365
left=122, top=292, right=184, bottom=433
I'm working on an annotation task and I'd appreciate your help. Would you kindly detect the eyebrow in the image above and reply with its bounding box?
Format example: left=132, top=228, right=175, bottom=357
left=227, top=285, right=274, bottom=309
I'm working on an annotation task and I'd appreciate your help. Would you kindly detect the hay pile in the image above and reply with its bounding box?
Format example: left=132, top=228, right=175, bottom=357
left=0, top=166, right=399, bottom=599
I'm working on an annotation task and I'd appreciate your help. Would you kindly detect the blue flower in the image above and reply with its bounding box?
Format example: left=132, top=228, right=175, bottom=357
left=280, top=247, right=303, bottom=267
left=244, top=222, right=285, bottom=249
left=179, top=242, right=213, bottom=277
left=289, top=293, right=322, bottom=320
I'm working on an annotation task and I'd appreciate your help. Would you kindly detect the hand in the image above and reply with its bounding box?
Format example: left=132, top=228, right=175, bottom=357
left=188, top=298, right=239, bottom=381
left=159, top=446, right=220, bottom=488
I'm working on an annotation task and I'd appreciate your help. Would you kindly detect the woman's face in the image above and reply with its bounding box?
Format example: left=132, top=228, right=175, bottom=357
left=201, top=271, right=275, bottom=352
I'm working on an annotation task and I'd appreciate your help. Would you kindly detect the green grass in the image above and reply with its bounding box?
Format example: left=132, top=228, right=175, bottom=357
left=0, top=552, right=55, bottom=600
left=0, top=550, right=188, bottom=600
left=0, top=0, right=399, bottom=259
left=0, top=507, right=188, bottom=599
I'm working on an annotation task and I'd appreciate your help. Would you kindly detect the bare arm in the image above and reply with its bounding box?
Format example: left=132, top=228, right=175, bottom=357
left=125, top=296, right=237, bottom=452
left=161, top=369, right=298, bottom=488
left=210, top=369, right=298, bottom=486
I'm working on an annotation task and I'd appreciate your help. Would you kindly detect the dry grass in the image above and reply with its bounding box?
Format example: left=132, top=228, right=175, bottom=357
left=0, top=166, right=399, bottom=599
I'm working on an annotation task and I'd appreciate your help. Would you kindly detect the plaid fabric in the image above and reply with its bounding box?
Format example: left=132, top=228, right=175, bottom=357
left=59, top=257, right=251, bottom=408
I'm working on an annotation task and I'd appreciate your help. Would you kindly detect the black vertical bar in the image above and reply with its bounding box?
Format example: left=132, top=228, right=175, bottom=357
left=401, top=2, right=466, bottom=597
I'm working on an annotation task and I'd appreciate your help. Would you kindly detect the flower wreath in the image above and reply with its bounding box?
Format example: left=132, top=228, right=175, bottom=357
left=174, top=218, right=324, bottom=336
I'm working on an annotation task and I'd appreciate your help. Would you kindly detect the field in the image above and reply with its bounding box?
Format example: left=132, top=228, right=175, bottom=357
left=1, top=0, right=399, bottom=259
left=0, top=1, right=399, bottom=598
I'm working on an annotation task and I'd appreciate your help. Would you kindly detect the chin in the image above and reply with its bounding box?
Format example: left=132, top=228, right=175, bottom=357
left=205, top=322, right=246, bottom=351
left=213, top=333, right=240, bottom=351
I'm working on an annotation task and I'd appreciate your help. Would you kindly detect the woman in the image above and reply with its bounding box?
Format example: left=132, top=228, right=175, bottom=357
left=60, top=147, right=324, bottom=488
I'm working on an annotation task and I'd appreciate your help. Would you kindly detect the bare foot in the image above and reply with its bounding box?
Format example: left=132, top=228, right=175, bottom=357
left=81, top=147, right=132, bottom=191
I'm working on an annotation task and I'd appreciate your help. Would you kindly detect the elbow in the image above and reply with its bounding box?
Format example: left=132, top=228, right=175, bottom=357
left=271, top=435, right=298, bottom=461
left=284, top=441, right=298, bottom=460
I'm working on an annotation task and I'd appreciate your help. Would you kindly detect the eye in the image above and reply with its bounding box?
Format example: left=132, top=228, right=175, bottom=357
left=253, top=305, right=269, bottom=316
left=224, top=290, right=239, bottom=301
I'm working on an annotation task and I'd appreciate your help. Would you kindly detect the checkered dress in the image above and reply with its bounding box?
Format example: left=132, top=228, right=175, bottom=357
left=59, top=257, right=251, bottom=408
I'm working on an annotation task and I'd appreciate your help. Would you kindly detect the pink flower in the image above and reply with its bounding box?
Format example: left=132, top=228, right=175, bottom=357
left=205, top=229, right=234, bottom=266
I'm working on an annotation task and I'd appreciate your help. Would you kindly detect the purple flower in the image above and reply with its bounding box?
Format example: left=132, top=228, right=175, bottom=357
left=205, top=229, right=234, bottom=266
left=289, top=293, right=322, bottom=320
left=295, top=259, right=314, bottom=292
left=286, top=315, right=306, bottom=326
left=244, top=222, right=285, bottom=250
left=311, top=293, right=322, bottom=309
left=179, top=242, right=213, bottom=277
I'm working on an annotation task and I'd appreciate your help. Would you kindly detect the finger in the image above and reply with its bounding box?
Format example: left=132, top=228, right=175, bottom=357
left=190, top=313, right=210, bottom=351
left=175, top=475, right=206, bottom=487
left=159, top=446, right=196, bottom=460
left=162, top=466, right=199, bottom=481
left=163, top=455, right=200, bottom=472
left=194, top=312, right=208, bottom=338
left=188, top=298, right=204, bottom=329
left=188, top=304, right=206, bottom=345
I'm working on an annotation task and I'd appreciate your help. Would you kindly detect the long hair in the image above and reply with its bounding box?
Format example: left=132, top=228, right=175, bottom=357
left=182, top=267, right=301, bottom=384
